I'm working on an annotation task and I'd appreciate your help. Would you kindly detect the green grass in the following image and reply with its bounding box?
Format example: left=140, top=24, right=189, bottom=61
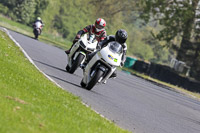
left=121, top=67, right=200, bottom=100
left=0, top=14, right=71, bottom=49
left=0, top=30, right=130, bottom=133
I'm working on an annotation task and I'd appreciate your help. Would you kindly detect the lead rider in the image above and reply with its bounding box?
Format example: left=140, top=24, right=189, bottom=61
left=86, top=29, right=128, bottom=79
left=99, top=29, right=128, bottom=67
left=65, top=18, right=107, bottom=54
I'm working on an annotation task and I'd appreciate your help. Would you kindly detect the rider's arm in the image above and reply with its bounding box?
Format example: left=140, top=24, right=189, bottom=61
left=77, top=30, right=85, bottom=36
left=77, top=25, right=92, bottom=36
left=98, top=37, right=108, bottom=48
left=121, top=43, right=127, bottom=66
left=73, top=25, right=92, bottom=44
left=40, top=20, right=43, bottom=24
left=100, top=31, right=107, bottom=41
left=98, top=35, right=115, bottom=48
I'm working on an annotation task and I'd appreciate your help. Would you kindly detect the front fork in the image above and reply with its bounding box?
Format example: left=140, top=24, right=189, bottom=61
left=73, top=51, right=86, bottom=64
left=84, top=62, right=109, bottom=84
left=68, top=50, right=86, bottom=67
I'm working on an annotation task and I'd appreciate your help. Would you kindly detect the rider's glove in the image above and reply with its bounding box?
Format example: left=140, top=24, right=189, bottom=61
left=96, top=45, right=101, bottom=50
left=73, top=35, right=81, bottom=44
left=76, top=34, right=81, bottom=39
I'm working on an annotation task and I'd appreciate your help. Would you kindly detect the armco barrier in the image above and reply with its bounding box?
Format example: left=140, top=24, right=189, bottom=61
left=132, top=61, right=200, bottom=93
left=124, top=57, right=137, bottom=68
left=132, top=60, right=150, bottom=74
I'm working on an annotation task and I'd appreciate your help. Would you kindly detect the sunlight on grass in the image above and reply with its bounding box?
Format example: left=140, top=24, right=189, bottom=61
left=0, top=14, right=70, bottom=49
left=0, top=30, right=130, bottom=133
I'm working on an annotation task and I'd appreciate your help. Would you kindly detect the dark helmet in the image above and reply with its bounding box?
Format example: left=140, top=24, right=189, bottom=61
left=115, top=29, right=128, bottom=44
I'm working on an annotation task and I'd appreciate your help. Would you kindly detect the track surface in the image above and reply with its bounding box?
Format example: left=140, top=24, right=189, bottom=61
left=7, top=30, right=200, bottom=133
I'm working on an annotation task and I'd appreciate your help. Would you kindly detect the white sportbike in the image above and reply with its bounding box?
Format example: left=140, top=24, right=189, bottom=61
left=80, top=41, right=123, bottom=90
left=66, top=34, right=98, bottom=74
left=33, top=21, right=43, bottom=39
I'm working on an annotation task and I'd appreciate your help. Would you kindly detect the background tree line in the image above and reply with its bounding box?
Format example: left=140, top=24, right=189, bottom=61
left=140, top=0, right=200, bottom=80
left=0, top=0, right=169, bottom=64
left=0, top=0, right=199, bottom=80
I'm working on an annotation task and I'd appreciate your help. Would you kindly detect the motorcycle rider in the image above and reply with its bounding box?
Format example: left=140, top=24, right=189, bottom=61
left=33, top=17, right=44, bottom=33
left=86, top=29, right=128, bottom=79
left=34, top=17, right=43, bottom=24
left=65, top=18, right=107, bottom=54
left=99, top=29, right=128, bottom=66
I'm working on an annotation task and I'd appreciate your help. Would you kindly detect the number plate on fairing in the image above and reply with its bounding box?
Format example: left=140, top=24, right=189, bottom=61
left=108, top=55, right=118, bottom=62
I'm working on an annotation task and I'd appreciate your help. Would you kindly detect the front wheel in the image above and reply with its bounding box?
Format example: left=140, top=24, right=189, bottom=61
left=80, top=80, right=86, bottom=88
left=86, top=69, right=104, bottom=90
left=65, top=65, right=70, bottom=72
left=34, top=29, right=39, bottom=39
left=68, top=54, right=85, bottom=74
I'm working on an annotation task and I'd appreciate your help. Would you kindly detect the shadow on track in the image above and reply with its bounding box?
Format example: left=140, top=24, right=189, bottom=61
left=47, top=74, right=81, bottom=88
left=33, top=59, right=67, bottom=73
left=33, top=60, right=106, bottom=94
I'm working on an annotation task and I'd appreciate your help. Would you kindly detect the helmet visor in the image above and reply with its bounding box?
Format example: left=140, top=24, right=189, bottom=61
left=95, top=23, right=104, bottom=30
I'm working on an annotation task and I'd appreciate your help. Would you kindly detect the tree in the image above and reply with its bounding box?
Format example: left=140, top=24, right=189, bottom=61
left=34, top=0, right=49, bottom=17
left=0, top=0, right=23, bottom=9
left=14, top=0, right=36, bottom=24
left=0, top=0, right=48, bottom=24
left=141, top=0, right=199, bottom=43
left=89, top=0, right=141, bottom=33
left=140, top=0, right=200, bottom=80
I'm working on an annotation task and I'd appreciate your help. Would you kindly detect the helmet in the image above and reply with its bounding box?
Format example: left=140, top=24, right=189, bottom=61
left=95, top=18, right=106, bottom=32
left=37, top=17, right=41, bottom=21
left=115, top=29, right=128, bottom=44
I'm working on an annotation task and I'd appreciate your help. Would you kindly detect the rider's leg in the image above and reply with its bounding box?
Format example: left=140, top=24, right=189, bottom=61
left=80, top=51, right=97, bottom=69
left=65, top=40, right=77, bottom=54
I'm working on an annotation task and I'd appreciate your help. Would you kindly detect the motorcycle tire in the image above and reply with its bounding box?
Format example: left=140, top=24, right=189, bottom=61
left=86, top=69, right=104, bottom=90
left=80, top=80, right=86, bottom=88
left=35, top=34, right=38, bottom=39
left=34, top=29, right=39, bottom=39
left=65, top=65, right=70, bottom=72
left=68, top=54, right=85, bottom=74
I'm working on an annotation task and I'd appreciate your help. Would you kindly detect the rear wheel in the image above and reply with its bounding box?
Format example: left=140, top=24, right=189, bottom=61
left=86, top=69, right=104, bottom=90
left=34, top=29, right=39, bottom=39
left=69, top=54, right=85, bottom=74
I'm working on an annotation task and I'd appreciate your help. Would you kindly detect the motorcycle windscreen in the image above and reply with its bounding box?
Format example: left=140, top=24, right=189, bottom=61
left=81, top=34, right=97, bottom=50
left=108, top=41, right=123, bottom=54
left=100, top=41, right=122, bottom=66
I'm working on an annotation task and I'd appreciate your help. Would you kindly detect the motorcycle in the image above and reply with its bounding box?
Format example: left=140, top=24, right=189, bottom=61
left=66, top=34, right=98, bottom=74
left=33, top=21, right=43, bottom=39
left=80, top=41, right=123, bottom=90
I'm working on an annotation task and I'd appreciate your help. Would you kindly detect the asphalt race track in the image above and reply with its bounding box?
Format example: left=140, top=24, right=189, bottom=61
left=5, top=29, right=200, bottom=133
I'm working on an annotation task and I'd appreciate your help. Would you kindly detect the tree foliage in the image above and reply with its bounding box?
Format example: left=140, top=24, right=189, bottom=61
left=51, top=0, right=95, bottom=40
left=14, top=0, right=36, bottom=24
left=140, top=0, right=199, bottom=44
left=140, top=0, right=200, bottom=80
left=0, top=0, right=48, bottom=24
left=0, top=0, right=169, bottom=65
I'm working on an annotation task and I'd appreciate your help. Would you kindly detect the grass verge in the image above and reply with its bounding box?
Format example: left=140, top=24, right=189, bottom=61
left=1, top=14, right=199, bottom=101
left=0, top=14, right=71, bottom=49
left=0, top=30, right=130, bottom=133
left=121, top=67, right=200, bottom=100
